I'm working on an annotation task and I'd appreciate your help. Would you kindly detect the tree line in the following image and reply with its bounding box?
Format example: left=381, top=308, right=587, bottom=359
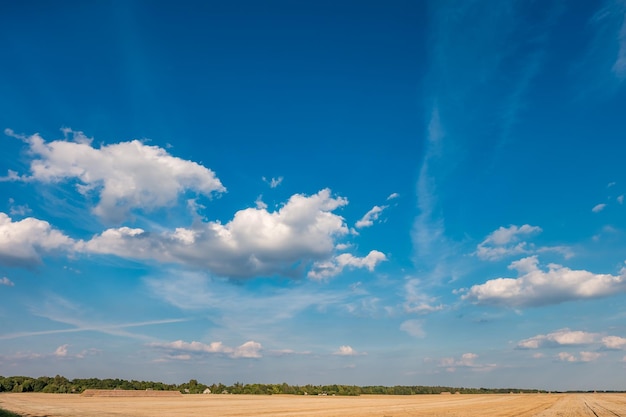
left=0, top=375, right=543, bottom=396
left=0, top=375, right=552, bottom=395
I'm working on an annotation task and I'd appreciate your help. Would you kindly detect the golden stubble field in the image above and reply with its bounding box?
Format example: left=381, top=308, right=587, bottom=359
left=2, top=392, right=626, bottom=417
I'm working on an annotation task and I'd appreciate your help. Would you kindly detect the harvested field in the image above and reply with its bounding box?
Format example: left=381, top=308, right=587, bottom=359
left=1, top=392, right=626, bottom=417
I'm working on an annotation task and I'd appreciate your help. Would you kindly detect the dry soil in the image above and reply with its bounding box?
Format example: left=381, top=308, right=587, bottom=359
left=2, top=392, right=626, bottom=417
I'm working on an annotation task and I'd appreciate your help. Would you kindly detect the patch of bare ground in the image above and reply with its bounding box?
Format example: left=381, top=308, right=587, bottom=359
left=2, top=393, right=626, bottom=417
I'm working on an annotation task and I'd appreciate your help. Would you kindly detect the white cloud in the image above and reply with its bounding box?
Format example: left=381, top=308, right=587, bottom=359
left=517, top=329, right=597, bottom=349
left=592, top=203, right=607, bottom=213
left=54, top=344, right=69, bottom=357
left=475, top=224, right=542, bottom=261
left=307, top=250, right=387, bottom=280
left=602, top=335, right=626, bottom=349
left=618, top=195, right=624, bottom=204
left=7, top=198, right=31, bottom=217
left=83, top=189, right=354, bottom=279
left=400, top=319, right=426, bottom=338
left=557, top=352, right=577, bottom=362
left=333, top=345, right=364, bottom=356
left=412, top=107, right=445, bottom=261
left=403, top=279, right=444, bottom=314
left=255, top=195, right=267, bottom=210
left=387, top=193, right=400, bottom=200
left=0, top=344, right=98, bottom=362
left=613, top=1, right=626, bottom=79
left=580, top=351, right=603, bottom=362
left=268, top=349, right=312, bottom=357
left=355, top=205, right=387, bottom=229
left=149, top=340, right=262, bottom=359
left=232, top=341, right=263, bottom=358
left=462, top=256, right=626, bottom=307
left=438, top=353, right=495, bottom=372
left=7, top=129, right=225, bottom=223
left=557, top=351, right=603, bottom=363
left=262, top=176, right=284, bottom=188
left=0, top=213, right=75, bottom=267
left=0, top=277, right=14, bottom=287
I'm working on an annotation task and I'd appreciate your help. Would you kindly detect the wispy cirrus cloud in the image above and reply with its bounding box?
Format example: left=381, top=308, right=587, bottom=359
left=592, top=203, right=607, bottom=213
left=609, top=0, right=626, bottom=79
left=403, top=278, right=444, bottom=314
left=262, top=176, right=283, bottom=188
left=399, top=319, right=426, bottom=338
left=0, top=295, right=189, bottom=341
left=0, top=277, right=14, bottom=287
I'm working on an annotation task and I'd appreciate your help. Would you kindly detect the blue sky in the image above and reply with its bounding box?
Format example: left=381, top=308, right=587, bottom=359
left=1, top=0, right=626, bottom=391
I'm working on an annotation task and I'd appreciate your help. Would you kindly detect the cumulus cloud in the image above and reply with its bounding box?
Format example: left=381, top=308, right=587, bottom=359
left=557, top=351, right=603, bottom=363
left=400, top=319, right=426, bottom=338
left=355, top=205, right=388, bottom=229
left=149, top=340, right=262, bottom=359
left=462, top=256, right=626, bottom=307
left=0, top=277, right=14, bottom=287
left=6, top=129, right=225, bottom=223
left=54, top=344, right=69, bottom=357
left=592, top=203, right=607, bottom=213
left=0, top=213, right=75, bottom=267
left=333, top=345, right=364, bottom=356
left=438, top=353, right=495, bottom=372
left=475, top=224, right=542, bottom=261
left=403, top=279, right=444, bottom=314
left=517, top=329, right=597, bottom=349
left=307, top=250, right=387, bottom=280
left=602, top=335, right=626, bottom=349
left=82, top=189, right=355, bottom=279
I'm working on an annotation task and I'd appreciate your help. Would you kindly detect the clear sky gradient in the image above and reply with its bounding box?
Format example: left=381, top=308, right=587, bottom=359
left=1, top=0, right=626, bottom=391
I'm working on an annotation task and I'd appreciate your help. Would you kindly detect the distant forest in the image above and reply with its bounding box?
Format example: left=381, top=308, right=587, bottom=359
left=0, top=375, right=556, bottom=395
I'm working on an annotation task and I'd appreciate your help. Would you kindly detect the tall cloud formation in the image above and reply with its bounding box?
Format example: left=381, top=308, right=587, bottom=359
left=5, top=129, right=225, bottom=223
left=82, top=189, right=358, bottom=279
left=463, top=256, right=626, bottom=307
